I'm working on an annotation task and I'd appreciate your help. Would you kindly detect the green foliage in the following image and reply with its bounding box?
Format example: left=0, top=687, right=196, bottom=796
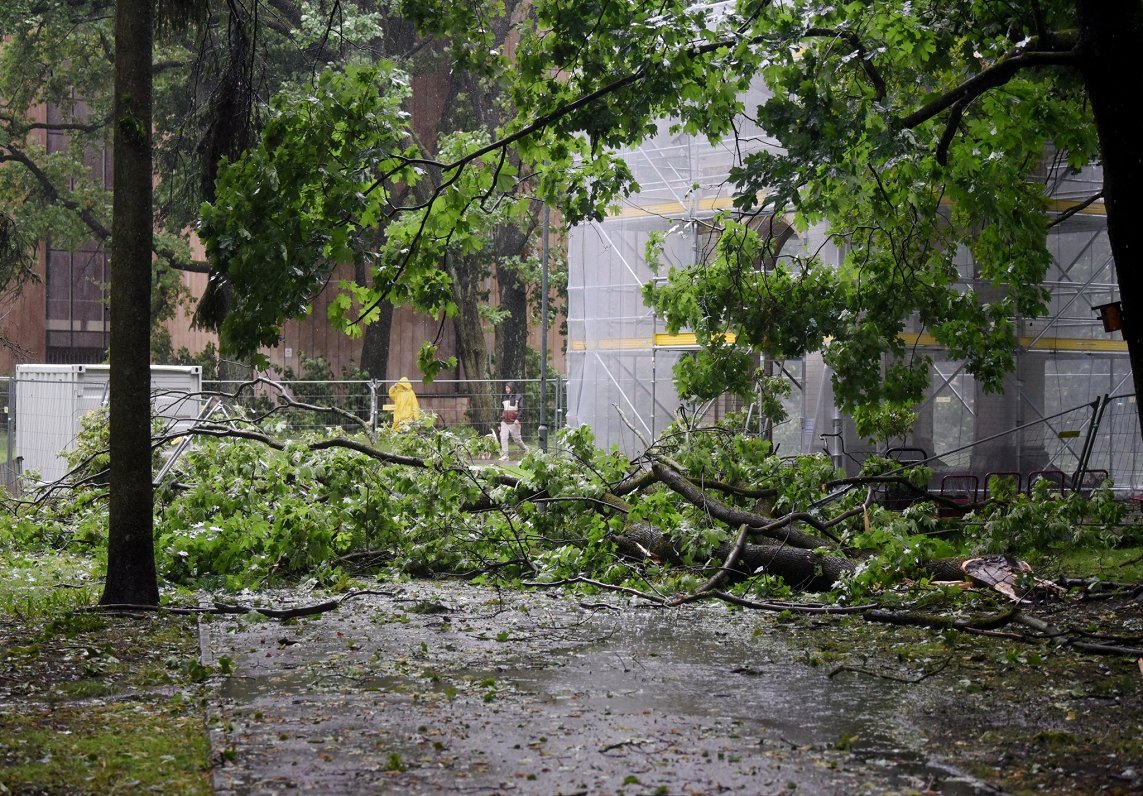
left=860, top=455, right=932, bottom=491
left=0, top=212, right=34, bottom=301
left=503, top=0, right=1102, bottom=435
left=0, top=412, right=1134, bottom=601
left=157, top=439, right=386, bottom=587
left=1, top=0, right=1128, bottom=452
left=0, top=552, right=100, bottom=616
left=840, top=501, right=959, bottom=598
left=198, top=63, right=428, bottom=363
left=153, top=339, right=226, bottom=381
left=61, top=406, right=166, bottom=482
left=967, top=481, right=1123, bottom=558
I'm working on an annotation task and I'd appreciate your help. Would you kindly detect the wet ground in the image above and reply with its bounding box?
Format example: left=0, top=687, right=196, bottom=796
left=196, top=582, right=1047, bottom=795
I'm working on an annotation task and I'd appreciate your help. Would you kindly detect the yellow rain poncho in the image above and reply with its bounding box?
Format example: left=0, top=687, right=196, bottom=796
left=387, top=377, right=421, bottom=429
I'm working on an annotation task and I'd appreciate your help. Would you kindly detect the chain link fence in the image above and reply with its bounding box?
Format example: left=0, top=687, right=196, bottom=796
left=857, top=392, right=1143, bottom=501
left=1, top=375, right=566, bottom=493
left=5, top=370, right=1143, bottom=498
left=198, top=377, right=565, bottom=441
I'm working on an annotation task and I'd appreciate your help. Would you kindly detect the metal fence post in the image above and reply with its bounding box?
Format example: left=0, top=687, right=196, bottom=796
left=1072, top=394, right=1109, bottom=490
left=368, top=379, right=379, bottom=434
left=555, top=374, right=563, bottom=433
left=3, top=376, right=11, bottom=491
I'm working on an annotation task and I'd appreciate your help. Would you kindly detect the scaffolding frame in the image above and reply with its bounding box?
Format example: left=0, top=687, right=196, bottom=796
left=565, top=88, right=1136, bottom=486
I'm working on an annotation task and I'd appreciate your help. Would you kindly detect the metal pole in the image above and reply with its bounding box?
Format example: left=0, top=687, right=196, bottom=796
left=1072, top=394, right=1108, bottom=491
left=368, top=379, right=379, bottom=434
left=5, top=377, right=12, bottom=492
left=539, top=204, right=550, bottom=451
left=555, top=374, right=562, bottom=432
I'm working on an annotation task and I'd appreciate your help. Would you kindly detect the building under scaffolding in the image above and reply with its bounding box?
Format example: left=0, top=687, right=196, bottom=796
left=566, top=85, right=1143, bottom=492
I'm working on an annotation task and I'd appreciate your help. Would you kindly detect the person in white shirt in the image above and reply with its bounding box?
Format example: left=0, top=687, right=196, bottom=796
left=498, top=382, right=529, bottom=461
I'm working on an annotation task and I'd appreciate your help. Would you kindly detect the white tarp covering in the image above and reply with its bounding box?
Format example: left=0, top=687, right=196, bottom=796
left=564, top=87, right=1138, bottom=486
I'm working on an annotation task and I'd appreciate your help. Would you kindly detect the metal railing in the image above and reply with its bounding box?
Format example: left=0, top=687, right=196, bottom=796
left=841, top=392, right=1143, bottom=497
left=5, top=372, right=1143, bottom=497
left=198, top=377, right=566, bottom=442
left=1, top=376, right=14, bottom=491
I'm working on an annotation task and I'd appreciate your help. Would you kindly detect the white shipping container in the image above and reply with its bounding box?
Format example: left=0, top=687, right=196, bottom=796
left=14, top=364, right=202, bottom=484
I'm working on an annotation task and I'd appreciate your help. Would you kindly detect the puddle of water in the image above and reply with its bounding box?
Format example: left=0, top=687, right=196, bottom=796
left=206, top=587, right=1003, bottom=794
left=478, top=607, right=999, bottom=793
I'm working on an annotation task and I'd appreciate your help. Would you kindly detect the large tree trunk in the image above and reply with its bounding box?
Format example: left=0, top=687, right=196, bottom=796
left=1077, top=0, right=1143, bottom=435
left=715, top=540, right=855, bottom=592
left=101, top=0, right=158, bottom=606
left=447, top=252, right=496, bottom=432
left=354, top=260, right=392, bottom=380
left=358, top=304, right=392, bottom=381
left=493, top=217, right=539, bottom=384
left=496, top=263, right=529, bottom=382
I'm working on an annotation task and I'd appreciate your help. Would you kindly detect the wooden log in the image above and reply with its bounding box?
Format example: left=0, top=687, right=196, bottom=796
left=714, top=540, right=855, bottom=592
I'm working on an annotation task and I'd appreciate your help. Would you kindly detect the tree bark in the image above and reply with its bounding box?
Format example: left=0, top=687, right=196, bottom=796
left=1076, top=0, right=1143, bottom=434
left=447, top=251, right=496, bottom=431
left=651, top=461, right=831, bottom=550
left=354, top=260, right=392, bottom=380
left=715, top=540, right=855, bottom=592
left=101, top=0, right=158, bottom=606
left=496, top=258, right=529, bottom=382
left=358, top=304, right=392, bottom=381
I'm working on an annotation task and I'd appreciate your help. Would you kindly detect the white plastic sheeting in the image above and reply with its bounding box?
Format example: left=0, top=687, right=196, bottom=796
left=565, top=80, right=845, bottom=456
left=564, top=85, right=1136, bottom=487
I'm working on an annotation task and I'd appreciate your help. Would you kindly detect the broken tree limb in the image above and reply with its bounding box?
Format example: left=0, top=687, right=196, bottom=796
left=863, top=604, right=1021, bottom=631
left=612, top=521, right=683, bottom=565
left=1070, top=640, right=1143, bottom=657
left=611, top=467, right=659, bottom=499
left=656, top=456, right=780, bottom=503
left=702, top=591, right=874, bottom=614
left=522, top=576, right=668, bottom=605
left=714, top=539, right=856, bottom=592
left=651, top=461, right=831, bottom=549
left=828, top=654, right=954, bottom=683
left=663, top=524, right=753, bottom=607
left=698, top=523, right=751, bottom=595
left=922, top=558, right=971, bottom=581
left=88, top=589, right=401, bottom=619
left=212, top=599, right=342, bottom=618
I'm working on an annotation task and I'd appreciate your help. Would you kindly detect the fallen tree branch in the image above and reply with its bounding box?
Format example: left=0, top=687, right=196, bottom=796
left=863, top=604, right=1020, bottom=631
left=689, top=523, right=751, bottom=598
left=1069, top=640, right=1143, bottom=658
left=828, top=653, right=954, bottom=683
left=651, top=461, right=833, bottom=549
left=701, top=591, right=874, bottom=614
left=717, top=539, right=857, bottom=592
left=87, top=589, right=401, bottom=619
left=522, top=576, right=667, bottom=605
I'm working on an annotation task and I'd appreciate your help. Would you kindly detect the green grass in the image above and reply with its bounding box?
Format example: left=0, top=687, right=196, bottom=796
left=0, top=552, right=213, bottom=795
left=0, top=551, right=101, bottom=615
left=0, top=701, right=211, bottom=795
left=1046, top=543, right=1143, bottom=583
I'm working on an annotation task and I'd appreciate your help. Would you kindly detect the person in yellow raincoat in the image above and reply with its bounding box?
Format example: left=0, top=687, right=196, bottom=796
left=387, top=377, right=421, bottom=429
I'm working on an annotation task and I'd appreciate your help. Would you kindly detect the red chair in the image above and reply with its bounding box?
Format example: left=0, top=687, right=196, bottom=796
left=1027, top=469, right=1066, bottom=496
left=984, top=471, right=1021, bottom=499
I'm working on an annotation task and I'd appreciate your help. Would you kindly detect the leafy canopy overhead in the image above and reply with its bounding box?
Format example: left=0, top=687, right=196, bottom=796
left=1, top=0, right=410, bottom=329
left=198, top=63, right=428, bottom=360
left=509, top=0, right=1096, bottom=436
left=202, top=0, right=1101, bottom=432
